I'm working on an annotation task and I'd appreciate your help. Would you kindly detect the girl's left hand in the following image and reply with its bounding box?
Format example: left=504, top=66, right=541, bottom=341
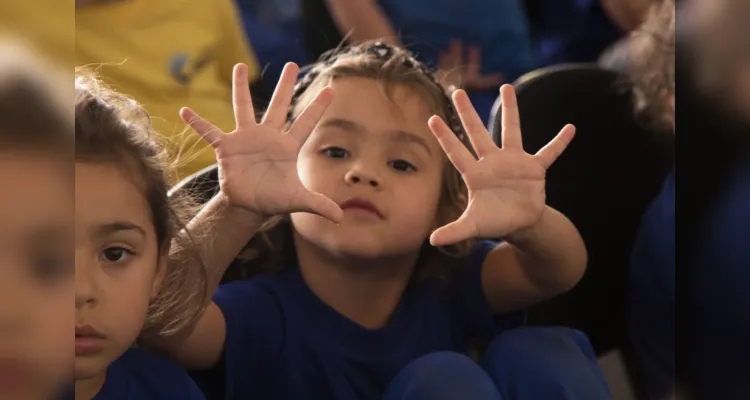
left=428, top=85, right=575, bottom=246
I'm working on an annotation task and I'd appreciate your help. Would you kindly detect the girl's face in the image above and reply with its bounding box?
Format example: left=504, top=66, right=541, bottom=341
left=0, top=151, right=73, bottom=400
left=294, top=77, right=448, bottom=259
left=74, top=163, right=164, bottom=386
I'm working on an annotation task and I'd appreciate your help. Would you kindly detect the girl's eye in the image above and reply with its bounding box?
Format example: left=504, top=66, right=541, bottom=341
left=389, top=159, right=417, bottom=172
left=99, top=247, right=134, bottom=263
left=32, top=252, right=72, bottom=283
left=322, top=147, right=349, bottom=159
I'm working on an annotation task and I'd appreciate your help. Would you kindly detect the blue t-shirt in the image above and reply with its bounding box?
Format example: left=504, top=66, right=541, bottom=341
left=192, top=240, right=524, bottom=399
left=627, top=171, right=675, bottom=398
left=377, top=0, right=536, bottom=123
left=691, top=159, right=750, bottom=396
left=91, top=348, right=205, bottom=400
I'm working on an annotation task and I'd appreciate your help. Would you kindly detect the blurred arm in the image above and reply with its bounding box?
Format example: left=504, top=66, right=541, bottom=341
left=325, top=0, right=400, bottom=45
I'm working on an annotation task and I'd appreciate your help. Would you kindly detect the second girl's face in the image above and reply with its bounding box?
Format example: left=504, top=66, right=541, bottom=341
left=74, top=163, right=164, bottom=381
left=294, top=77, right=448, bottom=259
left=0, top=151, right=73, bottom=400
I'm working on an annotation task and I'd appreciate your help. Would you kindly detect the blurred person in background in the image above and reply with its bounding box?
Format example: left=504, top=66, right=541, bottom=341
left=624, top=1, right=675, bottom=399
left=0, top=1, right=74, bottom=67
left=0, top=41, right=73, bottom=400
left=628, top=0, right=750, bottom=398
left=524, top=0, right=650, bottom=69
left=597, top=0, right=660, bottom=72
left=235, top=0, right=307, bottom=106
left=75, top=0, right=259, bottom=180
left=679, top=0, right=750, bottom=397
left=325, top=0, right=536, bottom=125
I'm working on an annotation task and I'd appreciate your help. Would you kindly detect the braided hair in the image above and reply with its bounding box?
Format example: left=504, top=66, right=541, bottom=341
left=288, top=42, right=467, bottom=142
left=226, top=41, right=476, bottom=284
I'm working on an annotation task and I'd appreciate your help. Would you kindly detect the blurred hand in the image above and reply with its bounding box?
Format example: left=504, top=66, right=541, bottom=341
left=437, top=40, right=503, bottom=91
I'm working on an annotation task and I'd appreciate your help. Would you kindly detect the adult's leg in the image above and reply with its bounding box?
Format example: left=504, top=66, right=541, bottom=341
left=481, top=327, right=611, bottom=399
left=383, top=351, right=502, bottom=400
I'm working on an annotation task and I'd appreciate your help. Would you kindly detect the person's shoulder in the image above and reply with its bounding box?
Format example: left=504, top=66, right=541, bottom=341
left=116, top=348, right=205, bottom=399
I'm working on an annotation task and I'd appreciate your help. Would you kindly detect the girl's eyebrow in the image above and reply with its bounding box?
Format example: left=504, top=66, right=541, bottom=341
left=390, top=130, right=432, bottom=156
left=91, top=221, right=147, bottom=239
left=26, top=224, right=71, bottom=243
left=319, top=117, right=432, bottom=155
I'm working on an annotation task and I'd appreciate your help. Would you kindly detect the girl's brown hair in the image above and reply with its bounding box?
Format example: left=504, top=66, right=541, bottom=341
left=629, top=0, right=676, bottom=129
left=74, top=69, right=207, bottom=335
left=0, top=41, right=72, bottom=152
left=228, top=42, right=478, bottom=284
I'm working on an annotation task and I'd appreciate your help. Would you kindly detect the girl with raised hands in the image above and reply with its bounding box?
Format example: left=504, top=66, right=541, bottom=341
left=147, top=42, right=611, bottom=399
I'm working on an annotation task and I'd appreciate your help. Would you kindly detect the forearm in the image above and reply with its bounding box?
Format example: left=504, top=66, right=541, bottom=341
left=326, top=0, right=401, bottom=45
left=182, top=192, right=266, bottom=300
left=505, top=206, right=587, bottom=293
left=139, top=193, right=264, bottom=351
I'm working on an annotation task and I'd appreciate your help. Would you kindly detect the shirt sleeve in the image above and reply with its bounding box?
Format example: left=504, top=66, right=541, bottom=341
left=193, top=280, right=284, bottom=399
left=214, top=0, right=260, bottom=84
left=453, top=240, right=527, bottom=342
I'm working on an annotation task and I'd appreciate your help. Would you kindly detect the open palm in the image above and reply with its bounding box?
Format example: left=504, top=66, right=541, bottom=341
left=428, top=86, right=575, bottom=246
left=180, top=63, right=342, bottom=222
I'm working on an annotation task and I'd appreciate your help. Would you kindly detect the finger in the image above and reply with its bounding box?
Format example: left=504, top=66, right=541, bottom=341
left=535, top=124, right=576, bottom=169
left=467, top=46, right=481, bottom=80
left=451, top=90, right=496, bottom=158
left=232, top=63, right=256, bottom=129
left=180, top=107, right=223, bottom=148
left=468, top=46, right=481, bottom=66
left=449, top=40, right=462, bottom=60
left=428, top=115, right=475, bottom=173
left=439, top=48, right=460, bottom=73
left=262, top=62, right=300, bottom=128
left=500, top=84, right=523, bottom=150
left=286, top=86, right=334, bottom=143
left=430, top=216, right=477, bottom=247
left=299, top=191, right=344, bottom=223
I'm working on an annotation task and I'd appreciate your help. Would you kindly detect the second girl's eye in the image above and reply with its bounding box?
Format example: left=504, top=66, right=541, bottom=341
left=389, top=159, right=417, bottom=172
left=99, top=247, right=134, bottom=263
left=322, top=147, right=349, bottom=159
left=32, top=251, right=72, bottom=284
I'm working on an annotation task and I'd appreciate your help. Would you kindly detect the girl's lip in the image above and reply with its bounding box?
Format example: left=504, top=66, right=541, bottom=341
left=340, top=197, right=384, bottom=219
left=75, top=324, right=105, bottom=338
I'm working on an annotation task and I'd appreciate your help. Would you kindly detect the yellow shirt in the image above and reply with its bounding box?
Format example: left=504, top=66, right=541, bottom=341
left=76, top=0, right=258, bottom=180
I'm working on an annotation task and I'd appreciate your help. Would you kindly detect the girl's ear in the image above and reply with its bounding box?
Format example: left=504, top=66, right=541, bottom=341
left=150, top=242, right=171, bottom=299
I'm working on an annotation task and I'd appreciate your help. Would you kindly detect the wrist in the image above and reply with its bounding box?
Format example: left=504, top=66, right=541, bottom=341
left=504, top=207, right=549, bottom=245
left=216, top=192, right=269, bottom=228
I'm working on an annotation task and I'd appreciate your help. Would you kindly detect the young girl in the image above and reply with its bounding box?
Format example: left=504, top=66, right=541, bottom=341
left=0, top=41, right=73, bottom=400
left=148, top=42, right=611, bottom=399
left=73, top=70, right=208, bottom=399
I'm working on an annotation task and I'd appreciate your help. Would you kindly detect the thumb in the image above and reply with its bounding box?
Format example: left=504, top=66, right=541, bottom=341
left=430, top=216, right=477, bottom=247
left=297, top=190, right=344, bottom=223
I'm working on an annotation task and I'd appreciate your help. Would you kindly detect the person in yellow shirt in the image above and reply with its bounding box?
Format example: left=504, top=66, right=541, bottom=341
left=76, top=0, right=259, bottom=180
left=0, top=0, right=75, bottom=68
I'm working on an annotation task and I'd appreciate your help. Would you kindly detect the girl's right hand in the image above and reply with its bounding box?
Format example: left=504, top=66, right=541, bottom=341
left=180, top=62, right=343, bottom=223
